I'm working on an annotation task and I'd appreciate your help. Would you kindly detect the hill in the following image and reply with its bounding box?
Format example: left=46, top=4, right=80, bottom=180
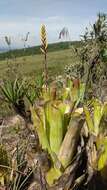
left=0, top=41, right=81, bottom=61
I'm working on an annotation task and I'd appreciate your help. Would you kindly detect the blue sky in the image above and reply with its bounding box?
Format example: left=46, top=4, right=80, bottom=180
left=0, top=0, right=107, bottom=48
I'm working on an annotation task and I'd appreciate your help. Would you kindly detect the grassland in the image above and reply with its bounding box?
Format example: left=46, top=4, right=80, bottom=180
left=0, top=41, right=81, bottom=60
left=0, top=48, right=78, bottom=81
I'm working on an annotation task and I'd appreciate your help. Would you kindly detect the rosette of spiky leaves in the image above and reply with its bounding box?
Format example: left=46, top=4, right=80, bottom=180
left=26, top=75, right=44, bottom=105
left=30, top=81, right=85, bottom=185
left=1, top=79, right=27, bottom=118
left=9, top=145, right=33, bottom=190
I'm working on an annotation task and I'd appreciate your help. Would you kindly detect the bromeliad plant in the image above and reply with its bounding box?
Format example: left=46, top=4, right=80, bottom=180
left=0, top=144, right=34, bottom=190
left=1, top=79, right=27, bottom=119
left=29, top=25, right=86, bottom=185
left=26, top=75, right=44, bottom=105
left=30, top=83, right=107, bottom=187
left=30, top=78, right=85, bottom=185
left=9, top=145, right=34, bottom=190
left=84, top=99, right=107, bottom=183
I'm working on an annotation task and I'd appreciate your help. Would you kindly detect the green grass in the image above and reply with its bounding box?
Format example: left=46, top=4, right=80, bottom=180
left=0, top=41, right=82, bottom=60
left=0, top=49, right=78, bottom=80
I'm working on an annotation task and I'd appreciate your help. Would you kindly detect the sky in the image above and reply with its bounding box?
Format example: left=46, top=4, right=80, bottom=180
left=0, top=0, right=107, bottom=48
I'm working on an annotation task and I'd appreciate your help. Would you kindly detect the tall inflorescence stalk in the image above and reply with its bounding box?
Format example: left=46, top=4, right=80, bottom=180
left=40, top=24, right=48, bottom=88
left=5, top=36, right=11, bottom=51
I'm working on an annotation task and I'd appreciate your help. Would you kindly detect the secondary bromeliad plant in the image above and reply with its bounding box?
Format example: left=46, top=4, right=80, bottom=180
left=1, top=79, right=27, bottom=119
left=84, top=99, right=107, bottom=187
